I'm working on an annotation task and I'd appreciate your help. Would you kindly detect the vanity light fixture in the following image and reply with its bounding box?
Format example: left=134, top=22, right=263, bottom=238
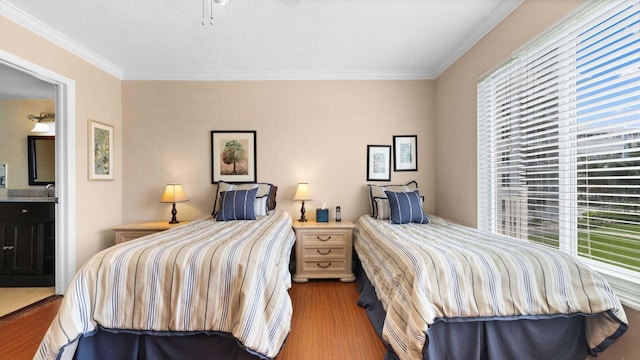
left=28, top=112, right=55, bottom=133
left=160, top=183, right=189, bottom=224
left=293, top=182, right=312, bottom=222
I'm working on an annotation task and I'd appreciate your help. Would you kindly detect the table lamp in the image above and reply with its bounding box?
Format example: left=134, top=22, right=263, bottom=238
left=293, top=182, right=312, bottom=222
left=160, top=183, right=189, bottom=224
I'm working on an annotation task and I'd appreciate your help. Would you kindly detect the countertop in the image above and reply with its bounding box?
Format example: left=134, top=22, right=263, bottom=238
left=0, top=196, right=56, bottom=203
left=1, top=189, right=56, bottom=202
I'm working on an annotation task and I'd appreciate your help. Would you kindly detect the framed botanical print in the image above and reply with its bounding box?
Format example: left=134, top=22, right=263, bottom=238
left=88, top=120, right=114, bottom=181
left=367, top=145, right=391, bottom=181
left=393, top=135, right=417, bottom=171
left=211, top=130, right=257, bottom=183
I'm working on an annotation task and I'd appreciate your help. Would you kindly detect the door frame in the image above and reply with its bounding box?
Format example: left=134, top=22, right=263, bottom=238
left=0, top=49, right=76, bottom=294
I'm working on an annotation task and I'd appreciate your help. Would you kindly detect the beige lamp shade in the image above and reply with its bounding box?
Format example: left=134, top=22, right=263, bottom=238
left=160, top=183, right=189, bottom=203
left=293, top=183, right=312, bottom=201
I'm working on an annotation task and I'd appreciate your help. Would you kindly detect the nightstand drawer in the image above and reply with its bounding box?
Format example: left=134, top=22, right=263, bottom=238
left=299, top=231, right=347, bottom=246
left=301, top=260, right=348, bottom=273
left=112, top=221, right=188, bottom=245
left=115, top=230, right=159, bottom=244
left=301, top=246, right=346, bottom=258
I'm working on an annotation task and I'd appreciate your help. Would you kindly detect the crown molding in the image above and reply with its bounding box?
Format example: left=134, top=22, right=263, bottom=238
left=123, top=70, right=437, bottom=81
left=0, top=1, right=124, bottom=79
left=432, top=0, right=524, bottom=78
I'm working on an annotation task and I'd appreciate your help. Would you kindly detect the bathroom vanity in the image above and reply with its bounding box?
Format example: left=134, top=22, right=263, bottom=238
left=0, top=195, right=55, bottom=287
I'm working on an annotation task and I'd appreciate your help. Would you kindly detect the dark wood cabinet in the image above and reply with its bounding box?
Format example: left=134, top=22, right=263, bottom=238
left=0, top=202, right=54, bottom=286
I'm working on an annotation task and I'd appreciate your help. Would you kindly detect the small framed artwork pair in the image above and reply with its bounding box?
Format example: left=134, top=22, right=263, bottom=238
left=366, top=135, right=417, bottom=181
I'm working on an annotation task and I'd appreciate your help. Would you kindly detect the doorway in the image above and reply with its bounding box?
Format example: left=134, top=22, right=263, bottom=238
left=0, top=49, right=76, bottom=299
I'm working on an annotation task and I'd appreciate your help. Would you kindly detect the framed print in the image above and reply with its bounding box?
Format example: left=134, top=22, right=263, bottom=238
left=393, top=135, right=417, bottom=171
left=0, top=163, right=6, bottom=188
left=88, top=120, right=114, bottom=180
left=211, top=130, right=257, bottom=183
left=367, top=145, right=391, bottom=181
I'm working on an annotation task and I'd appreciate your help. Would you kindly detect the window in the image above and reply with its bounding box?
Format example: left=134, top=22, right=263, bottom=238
left=478, top=0, right=640, bottom=305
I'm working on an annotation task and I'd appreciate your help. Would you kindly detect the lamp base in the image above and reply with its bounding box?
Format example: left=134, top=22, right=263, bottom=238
left=298, top=201, right=307, bottom=222
left=169, top=203, right=180, bottom=224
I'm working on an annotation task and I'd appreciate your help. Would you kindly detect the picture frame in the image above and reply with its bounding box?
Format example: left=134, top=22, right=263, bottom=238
left=367, top=145, right=391, bottom=181
left=0, top=163, right=6, bottom=188
left=88, top=120, right=114, bottom=181
left=211, top=130, right=257, bottom=183
left=393, top=135, right=418, bottom=171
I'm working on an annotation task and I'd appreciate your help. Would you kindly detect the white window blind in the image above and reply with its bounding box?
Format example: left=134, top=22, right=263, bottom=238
left=478, top=0, right=640, bottom=303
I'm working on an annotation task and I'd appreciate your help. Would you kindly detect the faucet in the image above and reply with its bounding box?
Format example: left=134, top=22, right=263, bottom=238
left=45, top=184, right=54, bottom=197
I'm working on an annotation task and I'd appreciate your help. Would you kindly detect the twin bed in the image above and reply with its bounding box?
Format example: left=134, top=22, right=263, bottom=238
left=355, top=181, right=628, bottom=360
left=36, top=180, right=628, bottom=360
left=36, top=182, right=296, bottom=360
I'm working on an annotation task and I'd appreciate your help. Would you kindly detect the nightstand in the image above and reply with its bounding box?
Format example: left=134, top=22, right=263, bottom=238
left=112, top=221, right=187, bottom=244
left=292, top=220, right=355, bottom=283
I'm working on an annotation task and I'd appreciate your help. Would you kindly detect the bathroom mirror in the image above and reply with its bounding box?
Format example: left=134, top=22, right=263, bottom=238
left=27, top=135, right=55, bottom=186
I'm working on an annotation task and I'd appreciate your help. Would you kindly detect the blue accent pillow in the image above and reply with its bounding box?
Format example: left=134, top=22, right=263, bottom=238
left=384, top=190, right=430, bottom=224
left=216, top=188, right=258, bottom=221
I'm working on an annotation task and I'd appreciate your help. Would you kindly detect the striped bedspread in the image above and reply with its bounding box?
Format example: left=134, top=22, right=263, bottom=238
left=355, top=214, right=628, bottom=360
left=36, top=209, right=296, bottom=360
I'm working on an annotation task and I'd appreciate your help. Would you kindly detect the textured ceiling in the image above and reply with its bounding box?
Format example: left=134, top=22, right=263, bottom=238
left=1, top=0, right=523, bottom=80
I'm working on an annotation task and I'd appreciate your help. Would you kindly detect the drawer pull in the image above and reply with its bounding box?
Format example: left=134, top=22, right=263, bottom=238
left=317, top=249, right=332, bottom=255
left=316, top=235, right=332, bottom=241
left=21, top=209, right=28, bottom=214
left=316, top=262, right=332, bottom=269
left=3, top=246, right=14, bottom=251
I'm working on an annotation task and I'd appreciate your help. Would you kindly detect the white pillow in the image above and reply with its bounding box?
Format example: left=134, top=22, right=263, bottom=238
left=254, top=195, right=269, bottom=217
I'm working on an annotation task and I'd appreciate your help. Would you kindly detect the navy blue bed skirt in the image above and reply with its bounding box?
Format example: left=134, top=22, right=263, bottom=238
left=73, top=327, right=266, bottom=360
left=355, top=257, right=588, bottom=360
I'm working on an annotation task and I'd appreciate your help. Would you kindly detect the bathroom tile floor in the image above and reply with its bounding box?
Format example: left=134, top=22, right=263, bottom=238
left=0, top=287, right=55, bottom=318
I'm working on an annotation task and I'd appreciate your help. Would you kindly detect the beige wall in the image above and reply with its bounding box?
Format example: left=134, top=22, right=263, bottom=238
left=122, top=80, right=435, bottom=224
left=0, top=99, right=54, bottom=196
left=0, top=15, right=123, bottom=267
left=434, top=0, right=638, bottom=357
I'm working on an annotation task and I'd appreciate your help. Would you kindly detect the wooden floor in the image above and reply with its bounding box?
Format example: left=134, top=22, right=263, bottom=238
left=0, top=295, right=62, bottom=360
left=278, top=281, right=386, bottom=360
left=0, top=280, right=386, bottom=360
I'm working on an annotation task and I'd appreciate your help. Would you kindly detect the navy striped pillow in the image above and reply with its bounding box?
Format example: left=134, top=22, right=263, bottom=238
left=384, top=190, right=430, bottom=224
left=216, top=188, right=258, bottom=221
